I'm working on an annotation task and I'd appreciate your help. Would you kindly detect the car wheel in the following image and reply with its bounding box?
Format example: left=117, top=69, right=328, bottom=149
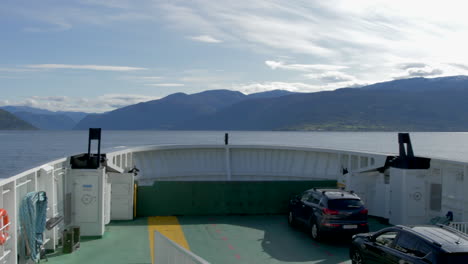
left=310, top=222, right=321, bottom=240
left=351, top=250, right=364, bottom=264
left=288, top=211, right=296, bottom=227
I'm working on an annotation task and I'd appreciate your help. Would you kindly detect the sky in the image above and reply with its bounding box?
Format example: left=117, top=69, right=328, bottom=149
left=2, top=0, right=468, bottom=113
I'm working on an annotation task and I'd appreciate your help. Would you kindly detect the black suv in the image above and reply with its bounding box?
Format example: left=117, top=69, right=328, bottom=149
left=288, top=188, right=369, bottom=240
left=350, top=225, right=468, bottom=264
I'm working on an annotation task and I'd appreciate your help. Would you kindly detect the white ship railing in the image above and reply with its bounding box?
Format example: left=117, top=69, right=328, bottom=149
left=105, top=144, right=388, bottom=185
left=2, top=143, right=468, bottom=263
left=0, top=144, right=386, bottom=264
left=449, top=222, right=468, bottom=234
left=0, top=157, right=68, bottom=264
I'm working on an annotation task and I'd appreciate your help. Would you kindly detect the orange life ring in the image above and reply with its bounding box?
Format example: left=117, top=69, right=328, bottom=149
left=0, top=209, right=9, bottom=245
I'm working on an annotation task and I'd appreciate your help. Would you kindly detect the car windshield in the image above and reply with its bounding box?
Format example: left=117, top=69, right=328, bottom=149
left=328, top=199, right=363, bottom=210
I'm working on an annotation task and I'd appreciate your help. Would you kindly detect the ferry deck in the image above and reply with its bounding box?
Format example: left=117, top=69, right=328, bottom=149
left=5, top=131, right=468, bottom=264
left=47, top=215, right=390, bottom=264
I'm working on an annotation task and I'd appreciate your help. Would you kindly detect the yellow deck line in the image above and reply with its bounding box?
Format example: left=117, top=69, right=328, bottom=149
left=148, top=216, right=190, bottom=263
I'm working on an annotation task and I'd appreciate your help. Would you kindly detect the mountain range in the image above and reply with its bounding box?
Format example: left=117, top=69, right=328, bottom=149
left=4, top=76, right=468, bottom=131
left=75, top=76, right=468, bottom=131
left=75, top=89, right=295, bottom=130
left=0, top=106, right=88, bottom=130
left=0, top=109, right=37, bottom=130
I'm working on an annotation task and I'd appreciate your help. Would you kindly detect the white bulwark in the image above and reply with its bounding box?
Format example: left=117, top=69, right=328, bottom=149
left=0, top=137, right=467, bottom=263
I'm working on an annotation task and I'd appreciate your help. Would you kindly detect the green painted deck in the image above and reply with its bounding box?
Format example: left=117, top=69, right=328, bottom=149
left=47, top=216, right=389, bottom=264
left=47, top=218, right=152, bottom=264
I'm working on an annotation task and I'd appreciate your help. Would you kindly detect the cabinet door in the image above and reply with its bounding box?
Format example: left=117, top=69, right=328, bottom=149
left=109, top=172, right=134, bottom=220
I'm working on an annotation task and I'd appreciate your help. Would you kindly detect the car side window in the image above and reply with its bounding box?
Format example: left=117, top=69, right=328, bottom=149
left=395, top=233, right=432, bottom=258
left=301, top=192, right=311, bottom=202
left=375, top=231, right=398, bottom=247
left=318, top=197, right=326, bottom=207
left=307, top=193, right=320, bottom=204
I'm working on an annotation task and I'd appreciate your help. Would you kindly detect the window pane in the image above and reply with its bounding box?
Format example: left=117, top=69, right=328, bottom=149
left=375, top=231, right=398, bottom=247
left=395, top=233, right=428, bottom=257
left=328, top=199, right=363, bottom=210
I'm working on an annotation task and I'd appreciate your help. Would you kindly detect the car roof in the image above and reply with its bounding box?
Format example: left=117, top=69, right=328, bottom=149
left=308, top=188, right=360, bottom=200
left=397, top=225, right=468, bottom=253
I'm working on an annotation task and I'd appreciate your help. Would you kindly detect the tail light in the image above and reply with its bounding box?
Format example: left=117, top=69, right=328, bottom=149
left=360, top=209, right=368, bottom=215
left=323, top=208, right=340, bottom=215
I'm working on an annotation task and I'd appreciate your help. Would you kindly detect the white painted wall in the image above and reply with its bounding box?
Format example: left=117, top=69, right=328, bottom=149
left=107, top=145, right=388, bottom=185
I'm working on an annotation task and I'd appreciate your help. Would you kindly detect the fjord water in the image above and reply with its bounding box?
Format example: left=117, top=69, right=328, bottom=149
left=1, top=130, right=468, bottom=178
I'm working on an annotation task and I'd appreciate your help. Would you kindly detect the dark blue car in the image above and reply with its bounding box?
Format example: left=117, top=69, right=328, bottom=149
left=288, top=188, right=369, bottom=240
left=350, top=225, right=468, bottom=264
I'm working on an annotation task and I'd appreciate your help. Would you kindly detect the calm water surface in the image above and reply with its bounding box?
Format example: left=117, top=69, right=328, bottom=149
left=1, top=130, right=468, bottom=178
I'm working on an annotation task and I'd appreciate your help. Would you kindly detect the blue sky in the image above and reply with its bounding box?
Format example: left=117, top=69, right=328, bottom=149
left=2, top=0, right=468, bottom=112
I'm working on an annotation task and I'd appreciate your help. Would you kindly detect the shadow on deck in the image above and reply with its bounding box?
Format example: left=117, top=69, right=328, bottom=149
left=179, top=215, right=390, bottom=264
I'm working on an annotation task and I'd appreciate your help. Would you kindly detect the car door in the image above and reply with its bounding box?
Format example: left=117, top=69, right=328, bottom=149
left=302, top=192, right=320, bottom=223
left=294, top=192, right=312, bottom=223
left=391, top=232, right=433, bottom=264
left=361, top=230, right=399, bottom=264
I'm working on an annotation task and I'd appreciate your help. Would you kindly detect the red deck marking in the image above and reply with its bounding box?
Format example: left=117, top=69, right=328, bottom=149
left=221, top=236, right=228, bottom=241
left=235, top=254, right=241, bottom=260
left=228, top=244, right=235, bottom=250
left=325, top=251, right=333, bottom=256
left=215, top=229, right=221, bottom=233
left=311, top=242, right=319, bottom=247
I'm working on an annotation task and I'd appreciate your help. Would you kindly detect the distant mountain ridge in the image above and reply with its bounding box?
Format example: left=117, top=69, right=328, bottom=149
left=362, top=75, right=468, bottom=92
left=0, top=109, right=37, bottom=130
left=74, top=76, right=468, bottom=131
left=246, top=90, right=297, bottom=99
left=1, top=106, right=88, bottom=130
left=76, top=90, right=246, bottom=130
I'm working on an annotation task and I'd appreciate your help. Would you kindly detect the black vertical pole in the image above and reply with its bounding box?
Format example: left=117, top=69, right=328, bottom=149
left=225, top=133, right=229, bottom=145
left=398, top=133, right=414, bottom=158
left=87, top=134, right=92, bottom=157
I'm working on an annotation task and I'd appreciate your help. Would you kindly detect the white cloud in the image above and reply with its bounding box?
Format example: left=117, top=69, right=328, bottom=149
left=1, top=94, right=160, bottom=113
left=189, top=35, right=222, bottom=43
left=391, top=62, right=468, bottom=79
left=26, top=64, right=147, bottom=71
left=6, top=0, right=468, bottom=98
left=305, top=71, right=357, bottom=83
left=407, top=68, right=443, bottom=78
left=145, top=83, right=185, bottom=87
left=265, top=61, right=347, bottom=72
left=398, top=63, right=428, bottom=70
left=156, top=1, right=468, bottom=82
left=449, top=63, right=468, bottom=71
left=140, top=76, right=163, bottom=80
left=0, top=67, right=38, bottom=72
left=393, top=66, right=444, bottom=79
left=232, top=81, right=337, bottom=94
